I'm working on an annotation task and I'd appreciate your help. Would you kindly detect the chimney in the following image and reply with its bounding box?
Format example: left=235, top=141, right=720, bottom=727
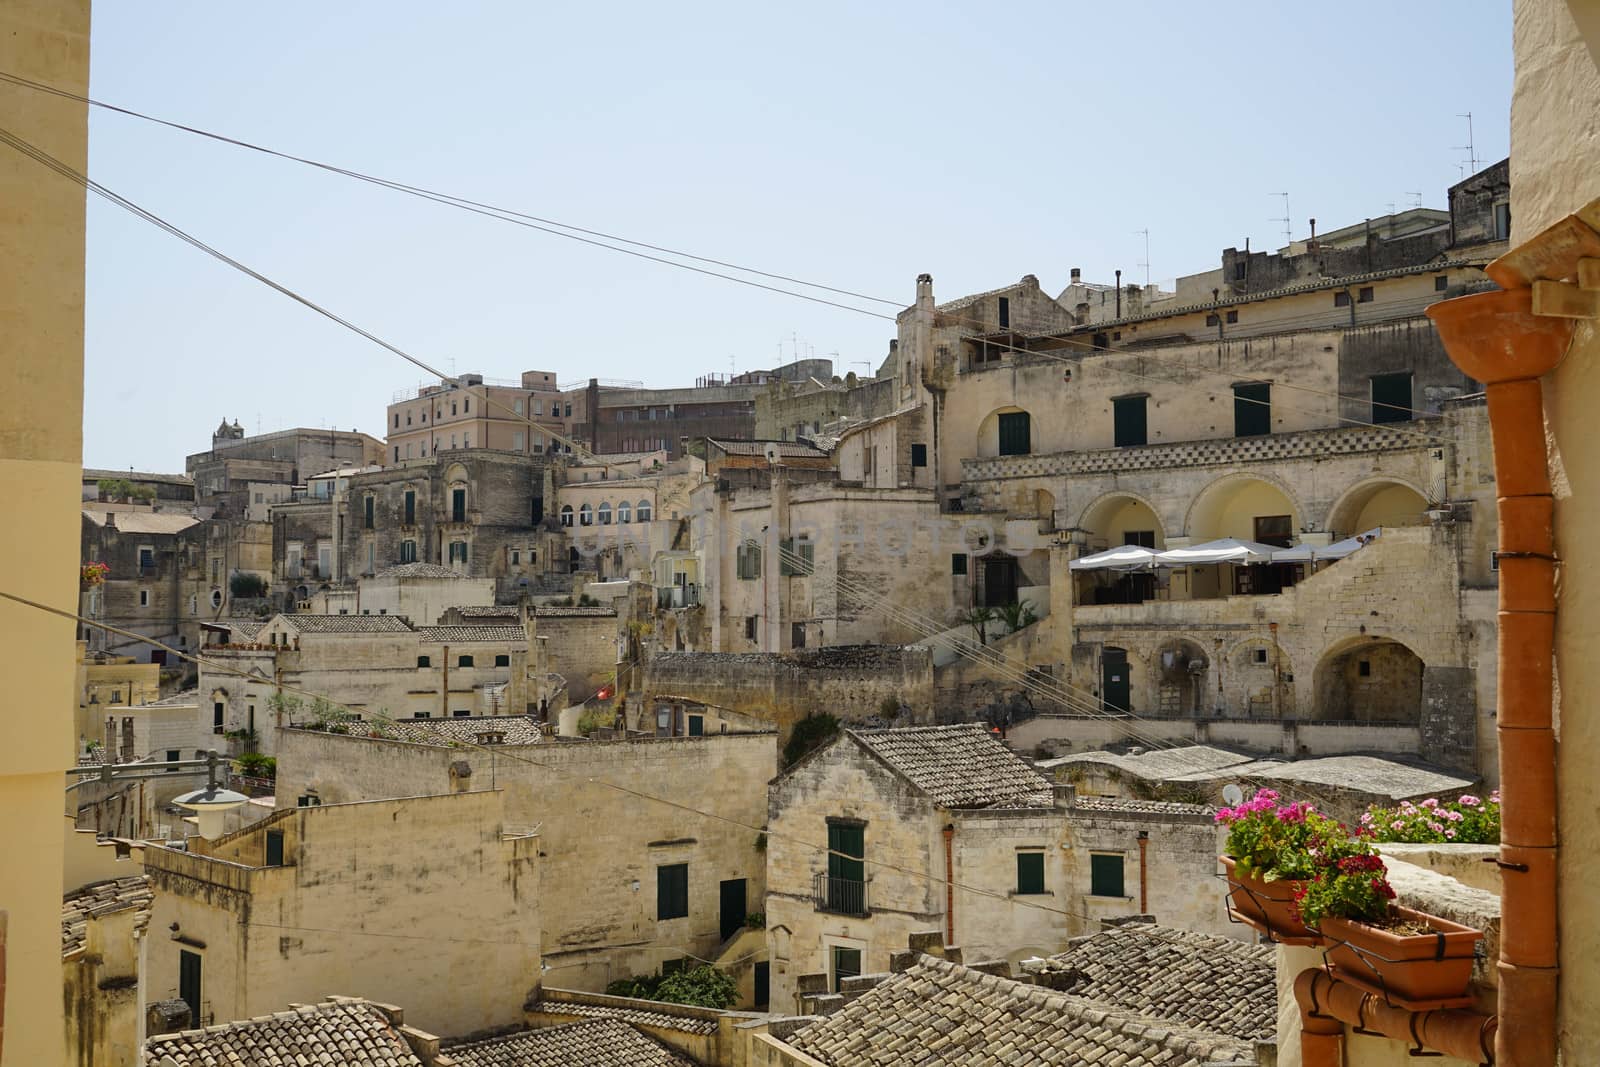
left=103, top=511, right=115, bottom=529
left=1309, top=217, right=1317, bottom=250
left=1070, top=267, right=1081, bottom=286
left=1114, top=270, right=1122, bottom=318
left=915, top=273, right=934, bottom=307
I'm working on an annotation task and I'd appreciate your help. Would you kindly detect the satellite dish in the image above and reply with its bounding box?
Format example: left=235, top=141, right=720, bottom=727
left=1221, top=783, right=1245, bottom=807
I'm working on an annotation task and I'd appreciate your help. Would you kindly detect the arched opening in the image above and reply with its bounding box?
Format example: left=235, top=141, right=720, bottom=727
left=1155, top=639, right=1210, bottom=717
left=1074, top=494, right=1165, bottom=606
left=1186, top=475, right=1300, bottom=545
left=1325, top=479, right=1430, bottom=540
left=1313, top=638, right=1423, bottom=722
left=977, top=406, right=1034, bottom=459
left=598, top=502, right=613, bottom=525
left=579, top=503, right=594, bottom=527
left=637, top=499, right=653, bottom=523
left=1034, top=488, right=1058, bottom=532
left=560, top=504, right=574, bottom=527
left=617, top=501, right=632, bottom=524
left=1225, top=640, right=1294, bottom=719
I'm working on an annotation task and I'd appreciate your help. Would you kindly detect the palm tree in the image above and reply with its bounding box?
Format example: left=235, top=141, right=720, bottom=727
left=957, top=605, right=998, bottom=646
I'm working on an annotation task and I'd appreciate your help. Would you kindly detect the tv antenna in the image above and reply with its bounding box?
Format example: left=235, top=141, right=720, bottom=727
left=1270, top=193, right=1291, bottom=247
left=1454, top=112, right=1482, bottom=176
left=1405, top=191, right=1424, bottom=210
left=1134, top=229, right=1151, bottom=288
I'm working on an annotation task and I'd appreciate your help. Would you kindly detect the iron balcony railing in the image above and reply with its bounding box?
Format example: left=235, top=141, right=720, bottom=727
left=813, top=872, right=869, bottom=917
left=656, top=584, right=700, bottom=609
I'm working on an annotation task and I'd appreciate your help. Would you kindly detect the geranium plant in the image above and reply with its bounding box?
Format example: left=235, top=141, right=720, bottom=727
left=1360, top=792, right=1500, bottom=844
left=80, top=561, right=110, bottom=587
left=1293, top=835, right=1398, bottom=928
left=1216, top=788, right=1331, bottom=882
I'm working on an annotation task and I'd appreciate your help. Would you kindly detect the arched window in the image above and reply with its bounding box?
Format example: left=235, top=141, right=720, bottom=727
left=580, top=503, right=594, bottom=526
left=617, top=501, right=632, bottom=524
left=598, top=502, right=613, bottom=525
left=636, top=499, right=653, bottom=523
left=560, top=505, right=574, bottom=528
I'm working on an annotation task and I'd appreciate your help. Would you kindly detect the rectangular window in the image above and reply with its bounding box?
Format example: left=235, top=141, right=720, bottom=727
left=744, top=615, right=758, bottom=641
left=1113, top=395, right=1148, bottom=447
left=514, top=431, right=524, bottom=451
left=510, top=549, right=520, bottom=565
left=1357, top=286, right=1374, bottom=303
left=393, top=446, right=399, bottom=463
left=1016, top=851, right=1046, bottom=895
left=494, top=654, right=510, bottom=667
left=1435, top=274, right=1449, bottom=292
left=452, top=709, right=471, bottom=718
left=1371, top=372, right=1413, bottom=424
left=404, top=490, right=415, bottom=524
left=1225, top=309, right=1239, bottom=324
left=417, top=655, right=431, bottom=668
left=779, top=539, right=815, bottom=576
left=1123, top=530, right=1156, bottom=548
left=1233, top=382, right=1271, bottom=437
left=831, top=946, right=861, bottom=993
left=1493, top=202, right=1511, bottom=240
left=363, top=496, right=374, bottom=529
left=736, top=543, right=763, bottom=580
left=139, top=589, right=150, bottom=607
left=687, top=714, right=704, bottom=736
left=1359, top=659, right=1372, bottom=677
left=997, top=411, right=1031, bottom=456
left=791, top=622, right=807, bottom=649
left=1090, top=853, right=1125, bottom=897
left=657, top=863, right=689, bottom=920
left=826, top=821, right=866, bottom=915
left=1205, top=313, right=1220, bottom=327
left=997, top=295, right=1010, bottom=329
left=139, top=547, right=155, bottom=569
left=212, top=702, right=225, bottom=734
left=449, top=541, right=468, bottom=564
left=910, top=443, right=927, bottom=467
left=264, top=829, right=284, bottom=867
left=457, top=654, right=474, bottom=668
left=452, top=488, right=466, bottom=522
left=1254, top=514, right=1294, bottom=548
left=400, top=540, right=417, bottom=564
left=1334, top=290, right=1351, bottom=308
left=179, top=950, right=202, bottom=1026
left=952, top=553, right=968, bottom=576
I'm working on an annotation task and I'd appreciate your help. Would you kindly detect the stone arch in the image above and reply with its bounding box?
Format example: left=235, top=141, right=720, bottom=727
left=976, top=405, right=1033, bottom=459
left=1323, top=477, right=1431, bottom=540
left=1153, top=637, right=1211, bottom=717
left=1184, top=472, right=1302, bottom=544
left=443, top=462, right=470, bottom=485
left=1222, top=637, right=1296, bottom=719
left=1077, top=490, right=1168, bottom=550
left=1312, top=635, right=1424, bottom=722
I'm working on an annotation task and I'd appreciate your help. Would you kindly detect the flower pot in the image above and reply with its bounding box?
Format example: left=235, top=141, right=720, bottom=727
left=1221, top=856, right=1318, bottom=942
left=1320, top=906, right=1483, bottom=1007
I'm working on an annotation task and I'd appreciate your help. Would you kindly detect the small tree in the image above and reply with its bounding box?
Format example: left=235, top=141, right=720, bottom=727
left=783, top=712, right=840, bottom=768
left=230, top=572, right=268, bottom=598
left=606, top=965, right=738, bottom=1009
left=996, top=600, right=1037, bottom=634
left=957, top=605, right=998, bottom=646
left=97, top=477, right=133, bottom=502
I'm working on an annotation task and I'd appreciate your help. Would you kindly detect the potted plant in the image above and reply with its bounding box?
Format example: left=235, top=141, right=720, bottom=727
left=1294, top=834, right=1483, bottom=1005
left=1216, top=788, right=1326, bottom=941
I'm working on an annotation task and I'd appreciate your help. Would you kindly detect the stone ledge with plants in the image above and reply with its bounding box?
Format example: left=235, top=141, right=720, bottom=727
left=1219, top=787, right=1488, bottom=1009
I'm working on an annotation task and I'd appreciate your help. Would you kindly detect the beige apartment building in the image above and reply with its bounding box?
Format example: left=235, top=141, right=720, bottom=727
left=385, top=370, right=567, bottom=463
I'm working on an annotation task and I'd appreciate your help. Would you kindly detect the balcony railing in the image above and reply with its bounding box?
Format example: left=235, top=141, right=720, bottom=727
left=656, top=584, right=700, bottom=609
left=813, top=872, right=869, bottom=917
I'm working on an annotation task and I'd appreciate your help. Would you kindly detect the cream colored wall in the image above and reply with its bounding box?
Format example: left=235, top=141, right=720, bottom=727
left=357, top=574, right=496, bottom=625
left=63, top=820, right=144, bottom=894
left=78, top=659, right=161, bottom=745
left=947, top=810, right=1073, bottom=965
left=0, top=3, right=89, bottom=1064
left=1514, top=0, right=1600, bottom=1059
left=1186, top=476, right=1300, bottom=543
left=145, top=792, right=539, bottom=1038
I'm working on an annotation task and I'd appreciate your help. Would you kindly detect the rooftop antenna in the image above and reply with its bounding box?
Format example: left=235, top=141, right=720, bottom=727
left=1271, top=193, right=1291, bottom=247
left=1406, top=191, right=1424, bottom=210
left=1454, top=112, right=1482, bottom=176
left=1135, top=229, right=1150, bottom=288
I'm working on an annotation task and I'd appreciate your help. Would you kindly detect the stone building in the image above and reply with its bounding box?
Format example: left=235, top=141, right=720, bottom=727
left=763, top=724, right=1229, bottom=1012
left=143, top=790, right=540, bottom=1040
left=82, top=467, right=195, bottom=506
left=62, top=874, right=150, bottom=1067
left=273, top=726, right=776, bottom=992
left=385, top=369, right=567, bottom=463
left=185, top=423, right=383, bottom=517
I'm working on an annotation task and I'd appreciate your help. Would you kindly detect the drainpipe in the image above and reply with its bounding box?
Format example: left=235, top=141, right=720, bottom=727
left=1114, top=270, right=1122, bottom=318
left=441, top=644, right=450, bottom=720
left=1294, top=970, right=1496, bottom=1065
left=1427, top=283, right=1578, bottom=1067
left=1136, top=831, right=1148, bottom=913
left=942, top=824, right=955, bottom=947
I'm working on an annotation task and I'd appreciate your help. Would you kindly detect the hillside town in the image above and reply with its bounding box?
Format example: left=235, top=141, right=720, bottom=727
left=6, top=2, right=1600, bottom=1066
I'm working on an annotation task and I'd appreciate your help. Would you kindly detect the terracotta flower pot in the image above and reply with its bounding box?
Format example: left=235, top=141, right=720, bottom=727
left=1221, top=856, right=1318, bottom=942
left=1320, top=906, right=1483, bottom=1006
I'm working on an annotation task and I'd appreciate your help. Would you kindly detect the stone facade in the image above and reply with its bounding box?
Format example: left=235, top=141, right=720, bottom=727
left=272, top=728, right=777, bottom=992
left=143, top=791, right=540, bottom=1040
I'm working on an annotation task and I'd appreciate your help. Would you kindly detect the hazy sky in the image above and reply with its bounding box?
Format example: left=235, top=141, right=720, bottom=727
left=76, top=1, right=1511, bottom=471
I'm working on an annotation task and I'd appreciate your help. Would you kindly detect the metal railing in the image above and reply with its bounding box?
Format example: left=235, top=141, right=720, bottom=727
left=813, top=872, right=869, bottom=917
left=656, top=584, right=700, bottom=609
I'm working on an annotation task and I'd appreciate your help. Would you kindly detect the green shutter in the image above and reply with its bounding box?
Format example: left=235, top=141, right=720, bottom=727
left=997, top=412, right=1031, bottom=456
left=1371, top=373, right=1413, bottom=424
left=1016, top=852, right=1045, bottom=895
left=1233, top=383, right=1271, bottom=437
left=1090, top=853, right=1125, bottom=897
left=827, top=823, right=865, bottom=883
left=657, top=863, right=689, bottom=920
left=1113, top=397, right=1147, bottom=447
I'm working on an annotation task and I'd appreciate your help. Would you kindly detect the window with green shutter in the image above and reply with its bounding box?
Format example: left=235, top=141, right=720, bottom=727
left=736, top=542, right=762, bottom=580
left=1113, top=396, right=1148, bottom=447
left=997, top=411, right=1031, bottom=456
left=1090, top=853, right=1125, bottom=897
left=780, top=539, right=815, bottom=576
left=1233, top=382, right=1271, bottom=437
left=657, top=863, right=689, bottom=920
left=1016, top=852, right=1045, bottom=895
left=1371, top=372, right=1413, bottom=424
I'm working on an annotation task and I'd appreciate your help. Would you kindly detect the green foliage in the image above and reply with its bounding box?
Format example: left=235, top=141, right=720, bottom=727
left=578, top=593, right=601, bottom=607
left=996, top=600, right=1038, bottom=633
left=745, top=912, right=766, bottom=930
left=782, top=712, right=839, bottom=768
left=96, top=477, right=155, bottom=503
left=1294, top=848, right=1396, bottom=928
left=223, top=727, right=259, bottom=744
left=576, top=704, right=615, bottom=735
left=878, top=696, right=901, bottom=718
left=229, top=572, right=268, bottom=598
left=233, top=753, right=277, bottom=779
left=1217, top=789, right=1336, bottom=883
left=1361, top=793, right=1500, bottom=844
left=605, top=965, right=738, bottom=1009
left=956, top=605, right=997, bottom=646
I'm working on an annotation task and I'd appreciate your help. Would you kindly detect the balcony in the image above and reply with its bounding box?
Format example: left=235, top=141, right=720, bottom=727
left=656, top=584, right=700, bottom=609
left=813, top=872, right=869, bottom=917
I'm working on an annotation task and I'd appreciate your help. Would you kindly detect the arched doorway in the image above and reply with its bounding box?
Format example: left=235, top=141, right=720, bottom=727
left=1078, top=493, right=1166, bottom=551
left=1155, top=639, right=1209, bottom=717
left=977, top=552, right=1020, bottom=608
left=977, top=406, right=1034, bottom=458
left=1325, top=479, right=1430, bottom=539
left=1314, top=638, right=1424, bottom=722
left=1186, top=475, right=1300, bottom=546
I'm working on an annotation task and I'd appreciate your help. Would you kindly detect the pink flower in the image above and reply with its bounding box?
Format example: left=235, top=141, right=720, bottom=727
left=1359, top=812, right=1374, bottom=825
left=1422, top=798, right=1440, bottom=809
left=1459, top=795, right=1481, bottom=807
left=1392, top=820, right=1405, bottom=830
left=1445, top=810, right=1464, bottom=822
left=1445, top=828, right=1458, bottom=839
left=1428, top=821, right=1445, bottom=834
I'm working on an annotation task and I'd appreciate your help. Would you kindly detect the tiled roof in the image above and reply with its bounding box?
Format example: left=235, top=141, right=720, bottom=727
left=1040, top=923, right=1276, bottom=1042
left=63, top=875, right=151, bottom=958
left=1069, top=796, right=1214, bottom=817
left=279, top=614, right=414, bottom=634
left=142, top=998, right=423, bottom=1067
left=446, top=1020, right=697, bottom=1067
left=535, top=606, right=616, bottom=617
left=459, top=606, right=519, bottom=618
left=394, top=715, right=544, bottom=747
left=143, top=689, right=201, bottom=708
left=849, top=724, right=1053, bottom=809
left=83, top=511, right=200, bottom=535
left=85, top=468, right=194, bottom=486
left=787, top=956, right=1254, bottom=1066
left=415, top=626, right=527, bottom=643
left=220, top=619, right=266, bottom=638
left=707, top=438, right=829, bottom=458
left=935, top=276, right=1038, bottom=313
left=526, top=999, right=720, bottom=1036
left=376, top=562, right=464, bottom=579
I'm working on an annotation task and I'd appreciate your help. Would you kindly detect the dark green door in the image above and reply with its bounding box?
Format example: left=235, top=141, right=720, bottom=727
left=719, top=878, right=747, bottom=942
left=827, top=822, right=865, bottom=914
left=832, top=946, right=862, bottom=992
left=179, top=950, right=202, bottom=1026
left=1102, top=648, right=1131, bottom=712
left=265, top=829, right=284, bottom=867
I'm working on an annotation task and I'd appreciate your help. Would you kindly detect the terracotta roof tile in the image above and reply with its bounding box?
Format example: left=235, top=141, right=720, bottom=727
left=142, top=998, right=423, bottom=1066
left=376, top=563, right=464, bottom=579
left=62, top=875, right=151, bottom=958
left=280, top=614, right=414, bottom=634
left=415, top=626, right=527, bottom=643
left=849, top=724, right=1053, bottom=809
left=446, top=1019, right=698, bottom=1066
left=525, top=999, right=720, bottom=1036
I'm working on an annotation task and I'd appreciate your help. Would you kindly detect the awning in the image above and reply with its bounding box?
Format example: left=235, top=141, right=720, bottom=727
left=1271, top=528, right=1380, bottom=563
left=1069, top=544, right=1161, bottom=572
left=1154, top=538, right=1281, bottom=566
